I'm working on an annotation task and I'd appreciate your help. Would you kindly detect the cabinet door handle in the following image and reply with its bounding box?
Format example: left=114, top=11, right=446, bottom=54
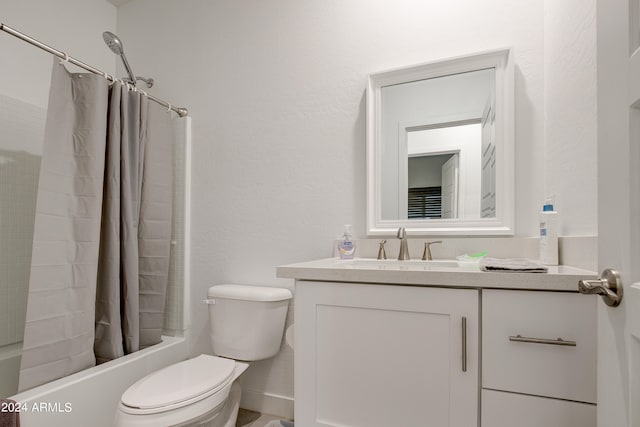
left=508, top=334, right=576, bottom=347
left=461, top=316, right=467, bottom=372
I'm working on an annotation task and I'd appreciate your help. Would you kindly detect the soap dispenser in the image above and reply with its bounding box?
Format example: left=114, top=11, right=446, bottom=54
left=338, top=224, right=356, bottom=259
left=539, top=195, right=559, bottom=265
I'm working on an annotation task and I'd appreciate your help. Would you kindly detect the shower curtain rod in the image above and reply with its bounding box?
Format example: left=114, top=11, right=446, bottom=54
left=0, top=22, right=188, bottom=117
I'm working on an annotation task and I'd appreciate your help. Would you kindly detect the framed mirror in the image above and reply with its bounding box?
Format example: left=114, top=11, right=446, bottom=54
left=366, top=48, right=514, bottom=236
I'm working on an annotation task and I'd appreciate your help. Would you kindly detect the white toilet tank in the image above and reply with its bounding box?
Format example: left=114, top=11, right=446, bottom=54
left=207, top=284, right=292, bottom=361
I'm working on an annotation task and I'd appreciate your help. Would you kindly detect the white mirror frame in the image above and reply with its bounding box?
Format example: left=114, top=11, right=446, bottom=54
left=366, top=48, right=514, bottom=236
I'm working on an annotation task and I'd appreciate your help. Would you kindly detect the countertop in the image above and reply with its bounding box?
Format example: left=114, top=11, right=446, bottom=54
left=276, top=258, right=597, bottom=291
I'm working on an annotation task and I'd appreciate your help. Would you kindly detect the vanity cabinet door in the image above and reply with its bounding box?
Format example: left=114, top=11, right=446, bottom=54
left=294, top=281, right=479, bottom=427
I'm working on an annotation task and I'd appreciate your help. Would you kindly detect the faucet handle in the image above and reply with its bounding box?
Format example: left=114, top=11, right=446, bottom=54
left=422, top=240, right=443, bottom=261
left=396, top=227, right=410, bottom=260
left=377, top=240, right=387, bottom=260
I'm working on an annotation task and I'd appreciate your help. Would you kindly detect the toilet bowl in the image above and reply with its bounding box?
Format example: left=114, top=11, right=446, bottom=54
left=115, top=284, right=292, bottom=427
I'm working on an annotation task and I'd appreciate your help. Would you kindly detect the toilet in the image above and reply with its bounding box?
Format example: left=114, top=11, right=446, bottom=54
left=114, top=284, right=293, bottom=427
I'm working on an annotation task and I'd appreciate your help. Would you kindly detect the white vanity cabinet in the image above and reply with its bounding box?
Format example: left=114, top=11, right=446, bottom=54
left=278, top=258, right=598, bottom=427
left=294, top=281, right=479, bottom=427
left=481, top=290, right=597, bottom=427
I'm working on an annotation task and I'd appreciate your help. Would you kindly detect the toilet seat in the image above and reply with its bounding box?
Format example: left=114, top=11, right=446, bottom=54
left=120, top=354, right=235, bottom=415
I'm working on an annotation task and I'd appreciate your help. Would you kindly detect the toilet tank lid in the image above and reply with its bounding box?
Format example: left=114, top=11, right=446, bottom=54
left=207, top=284, right=292, bottom=301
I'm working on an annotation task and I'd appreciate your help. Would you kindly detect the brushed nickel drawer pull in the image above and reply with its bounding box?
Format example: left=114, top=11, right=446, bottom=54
left=462, top=316, right=467, bottom=372
left=509, top=334, right=576, bottom=347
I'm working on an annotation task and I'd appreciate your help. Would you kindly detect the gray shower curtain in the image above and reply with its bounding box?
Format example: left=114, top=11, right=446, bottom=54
left=19, top=59, right=173, bottom=391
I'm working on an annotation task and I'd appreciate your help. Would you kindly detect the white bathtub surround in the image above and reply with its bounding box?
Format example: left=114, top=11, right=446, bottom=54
left=0, top=95, right=45, bottom=398
left=0, top=97, right=45, bottom=359
left=0, top=343, right=22, bottom=398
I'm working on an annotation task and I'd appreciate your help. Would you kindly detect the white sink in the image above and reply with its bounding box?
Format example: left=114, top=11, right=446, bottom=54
left=338, top=258, right=460, bottom=268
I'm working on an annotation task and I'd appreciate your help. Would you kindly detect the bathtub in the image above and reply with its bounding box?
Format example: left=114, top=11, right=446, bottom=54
left=9, top=335, right=189, bottom=427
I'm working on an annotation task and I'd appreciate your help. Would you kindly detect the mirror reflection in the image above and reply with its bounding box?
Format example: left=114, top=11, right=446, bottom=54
left=380, top=68, right=495, bottom=221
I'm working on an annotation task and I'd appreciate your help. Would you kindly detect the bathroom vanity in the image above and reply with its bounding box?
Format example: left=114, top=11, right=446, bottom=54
left=277, top=259, right=597, bottom=427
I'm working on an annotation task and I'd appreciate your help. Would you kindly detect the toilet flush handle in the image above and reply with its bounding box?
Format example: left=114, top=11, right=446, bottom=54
left=203, top=299, right=216, bottom=305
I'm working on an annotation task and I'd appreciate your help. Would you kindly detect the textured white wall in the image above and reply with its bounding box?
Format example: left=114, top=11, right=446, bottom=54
left=114, top=0, right=596, bottom=413
left=543, top=0, right=597, bottom=236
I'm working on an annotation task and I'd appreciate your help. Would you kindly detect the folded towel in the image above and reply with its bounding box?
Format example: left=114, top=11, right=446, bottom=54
left=0, top=399, right=20, bottom=427
left=479, top=257, right=548, bottom=273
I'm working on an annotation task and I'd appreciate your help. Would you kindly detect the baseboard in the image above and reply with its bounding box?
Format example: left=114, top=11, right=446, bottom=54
left=240, top=388, right=294, bottom=420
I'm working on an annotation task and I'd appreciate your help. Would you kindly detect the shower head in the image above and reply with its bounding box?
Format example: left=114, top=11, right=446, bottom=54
left=102, top=31, right=138, bottom=86
left=102, top=31, right=124, bottom=55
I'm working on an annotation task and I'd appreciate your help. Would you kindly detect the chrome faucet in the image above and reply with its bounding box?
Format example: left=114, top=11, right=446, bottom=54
left=396, top=227, right=410, bottom=260
left=422, top=241, right=443, bottom=261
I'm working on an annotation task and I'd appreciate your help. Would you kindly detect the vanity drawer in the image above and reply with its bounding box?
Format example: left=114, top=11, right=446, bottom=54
left=482, top=389, right=596, bottom=427
left=482, top=290, right=596, bottom=403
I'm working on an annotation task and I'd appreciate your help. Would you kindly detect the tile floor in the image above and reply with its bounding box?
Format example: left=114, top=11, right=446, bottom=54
left=236, top=408, right=290, bottom=427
